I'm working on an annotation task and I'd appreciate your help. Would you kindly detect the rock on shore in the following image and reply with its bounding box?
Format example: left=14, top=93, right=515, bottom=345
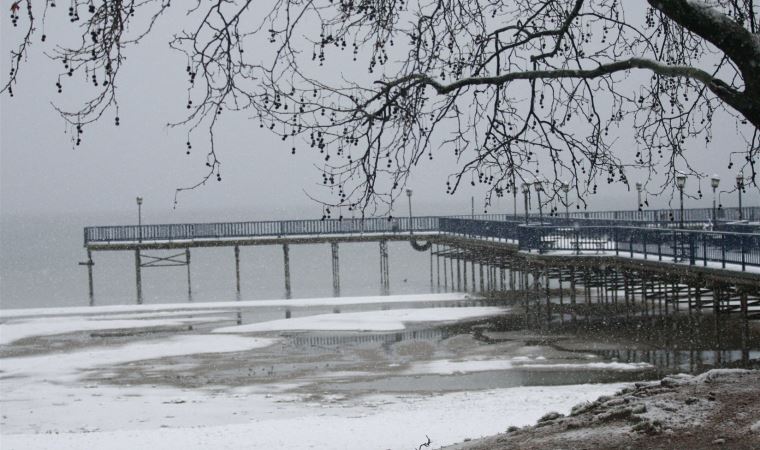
left=447, top=369, right=760, bottom=450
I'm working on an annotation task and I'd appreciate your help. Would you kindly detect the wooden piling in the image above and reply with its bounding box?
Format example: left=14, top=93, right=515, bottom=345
left=86, top=249, right=94, bottom=306
left=185, top=248, right=192, bottom=301
left=135, top=249, right=143, bottom=305
left=331, top=242, right=340, bottom=297
left=234, top=245, right=241, bottom=299
left=283, top=243, right=292, bottom=299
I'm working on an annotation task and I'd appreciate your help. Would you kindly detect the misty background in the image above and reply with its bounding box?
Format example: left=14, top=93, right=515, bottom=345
left=1, top=5, right=757, bottom=308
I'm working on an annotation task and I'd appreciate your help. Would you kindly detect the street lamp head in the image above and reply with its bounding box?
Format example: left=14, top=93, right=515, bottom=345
left=405, top=189, right=413, bottom=197
left=533, top=181, right=543, bottom=192
left=561, top=182, right=570, bottom=193
left=710, top=174, right=720, bottom=189
left=736, top=172, right=744, bottom=188
left=675, top=173, right=687, bottom=190
left=635, top=182, right=642, bottom=192
left=136, top=196, right=143, bottom=206
left=521, top=183, right=530, bottom=194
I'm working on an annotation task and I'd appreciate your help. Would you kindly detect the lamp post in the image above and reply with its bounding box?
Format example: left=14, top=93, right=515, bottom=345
left=136, top=196, right=143, bottom=243
left=406, top=189, right=413, bottom=233
left=736, top=172, right=744, bottom=220
left=710, top=175, right=720, bottom=227
left=534, top=181, right=544, bottom=223
left=562, top=182, right=570, bottom=219
left=522, top=183, right=530, bottom=225
left=635, top=182, right=643, bottom=220
left=675, top=173, right=686, bottom=229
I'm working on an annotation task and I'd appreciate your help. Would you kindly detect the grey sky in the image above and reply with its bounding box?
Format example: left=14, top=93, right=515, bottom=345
left=1, top=6, right=757, bottom=224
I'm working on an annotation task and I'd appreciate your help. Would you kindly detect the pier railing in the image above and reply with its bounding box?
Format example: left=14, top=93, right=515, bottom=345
left=83, top=206, right=758, bottom=245
left=84, top=216, right=441, bottom=244
left=457, top=206, right=759, bottom=228
left=560, top=206, right=758, bottom=223
left=84, top=209, right=759, bottom=271
left=438, top=218, right=760, bottom=271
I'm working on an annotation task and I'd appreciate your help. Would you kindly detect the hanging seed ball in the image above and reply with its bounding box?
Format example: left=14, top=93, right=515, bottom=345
left=114, top=116, right=120, bottom=126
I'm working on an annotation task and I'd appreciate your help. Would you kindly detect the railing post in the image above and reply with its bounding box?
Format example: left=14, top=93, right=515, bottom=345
left=741, top=235, right=746, bottom=271
left=721, top=234, right=726, bottom=269
left=657, top=236, right=662, bottom=261
left=688, top=233, right=695, bottom=265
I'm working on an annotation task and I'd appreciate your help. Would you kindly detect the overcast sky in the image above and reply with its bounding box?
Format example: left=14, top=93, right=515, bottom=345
left=1, top=4, right=757, bottom=224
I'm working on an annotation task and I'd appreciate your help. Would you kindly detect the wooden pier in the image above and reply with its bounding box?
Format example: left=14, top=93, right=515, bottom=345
left=82, top=207, right=760, bottom=320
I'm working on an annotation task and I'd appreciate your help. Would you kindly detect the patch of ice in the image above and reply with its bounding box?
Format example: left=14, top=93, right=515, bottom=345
left=2, top=334, right=277, bottom=378
left=516, top=362, right=653, bottom=371
left=0, top=316, right=218, bottom=346
left=404, top=359, right=653, bottom=375
left=0, top=293, right=479, bottom=319
left=213, top=307, right=506, bottom=333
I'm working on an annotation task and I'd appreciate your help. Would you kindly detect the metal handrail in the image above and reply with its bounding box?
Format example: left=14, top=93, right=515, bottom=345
left=438, top=218, right=759, bottom=271
left=83, top=211, right=759, bottom=271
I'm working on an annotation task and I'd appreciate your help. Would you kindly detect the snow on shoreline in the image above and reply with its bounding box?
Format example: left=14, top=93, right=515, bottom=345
left=213, top=306, right=506, bottom=333
left=1, top=382, right=629, bottom=450
left=0, top=293, right=638, bottom=450
left=404, top=359, right=653, bottom=375
left=0, top=316, right=223, bottom=346
left=1, top=334, right=277, bottom=378
left=0, top=293, right=479, bottom=320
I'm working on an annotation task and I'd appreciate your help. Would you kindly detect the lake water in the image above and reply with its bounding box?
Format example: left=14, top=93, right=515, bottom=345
left=0, top=212, right=435, bottom=309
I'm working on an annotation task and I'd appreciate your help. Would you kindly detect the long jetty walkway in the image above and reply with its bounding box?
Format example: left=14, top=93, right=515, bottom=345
left=82, top=206, right=760, bottom=320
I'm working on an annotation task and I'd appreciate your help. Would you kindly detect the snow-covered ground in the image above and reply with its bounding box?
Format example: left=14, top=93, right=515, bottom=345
left=213, top=306, right=505, bottom=333
left=0, top=292, right=478, bottom=320
left=1, top=294, right=635, bottom=449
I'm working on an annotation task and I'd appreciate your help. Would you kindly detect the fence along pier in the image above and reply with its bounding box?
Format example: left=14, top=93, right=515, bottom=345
left=82, top=207, right=759, bottom=320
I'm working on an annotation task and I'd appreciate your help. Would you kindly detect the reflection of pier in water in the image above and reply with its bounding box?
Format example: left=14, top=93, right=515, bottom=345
left=287, top=327, right=452, bottom=349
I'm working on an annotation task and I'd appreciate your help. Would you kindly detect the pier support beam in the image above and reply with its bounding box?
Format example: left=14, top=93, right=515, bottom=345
left=436, top=245, right=441, bottom=290
left=331, top=242, right=341, bottom=297
left=471, top=260, right=476, bottom=292
left=456, top=258, right=462, bottom=291
left=430, top=248, right=434, bottom=290
left=443, top=252, right=448, bottom=291
left=379, top=240, right=390, bottom=294
left=283, top=243, right=292, bottom=299
left=186, top=248, right=192, bottom=301
left=135, top=249, right=143, bottom=305
left=570, top=266, right=577, bottom=322
left=86, top=250, right=94, bottom=306
left=234, top=245, right=241, bottom=299
left=463, top=257, right=468, bottom=291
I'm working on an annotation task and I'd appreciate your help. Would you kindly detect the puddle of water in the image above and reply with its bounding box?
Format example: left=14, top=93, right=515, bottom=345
left=65, top=296, right=759, bottom=399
